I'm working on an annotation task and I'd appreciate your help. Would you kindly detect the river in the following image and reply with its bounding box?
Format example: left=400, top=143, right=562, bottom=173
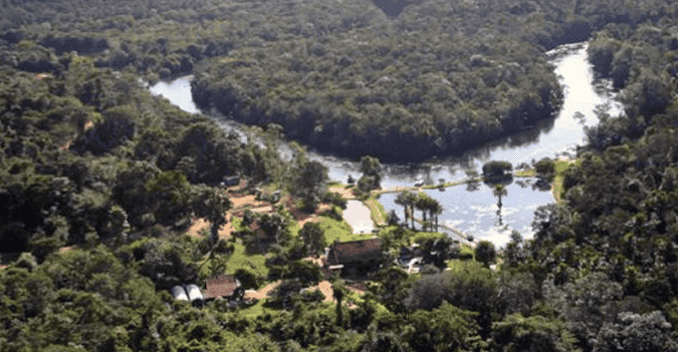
left=150, top=41, right=620, bottom=247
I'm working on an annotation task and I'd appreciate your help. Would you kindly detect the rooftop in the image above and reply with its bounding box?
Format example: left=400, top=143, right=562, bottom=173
left=327, top=237, right=383, bottom=266
left=204, top=274, right=241, bottom=299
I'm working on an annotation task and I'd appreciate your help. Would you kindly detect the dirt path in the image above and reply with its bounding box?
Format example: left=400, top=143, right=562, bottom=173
left=306, top=280, right=366, bottom=304
left=328, top=185, right=356, bottom=199
left=244, top=280, right=282, bottom=300
left=185, top=218, right=235, bottom=240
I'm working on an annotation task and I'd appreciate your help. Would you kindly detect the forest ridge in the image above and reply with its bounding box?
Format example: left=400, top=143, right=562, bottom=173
left=1, top=0, right=675, bottom=161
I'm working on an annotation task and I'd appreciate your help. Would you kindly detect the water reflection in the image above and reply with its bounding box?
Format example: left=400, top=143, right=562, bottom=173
left=149, top=76, right=200, bottom=114
left=377, top=178, right=554, bottom=248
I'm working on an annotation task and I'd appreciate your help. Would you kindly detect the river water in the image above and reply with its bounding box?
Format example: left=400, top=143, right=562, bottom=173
left=150, top=41, right=620, bottom=247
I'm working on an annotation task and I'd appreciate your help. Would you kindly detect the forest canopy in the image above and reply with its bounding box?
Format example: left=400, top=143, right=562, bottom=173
left=2, top=0, right=678, bottom=351
left=3, top=0, right=676, bottom=161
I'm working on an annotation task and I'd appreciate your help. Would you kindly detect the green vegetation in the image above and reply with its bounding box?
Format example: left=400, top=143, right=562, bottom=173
left=224, top=241, right=269, bottom=279
left=552, top=160, right=574, bottom=203
left=482, top=160, right=514, bottom=177
left=513, top=168, right=537, bottom=177
left=2, top=0, right=678, bottom=350
left=364, top=196, right=388, bottom=226
left=319, top=216, right=373, bottom=243
left=534, top=157, right=556, bottom=182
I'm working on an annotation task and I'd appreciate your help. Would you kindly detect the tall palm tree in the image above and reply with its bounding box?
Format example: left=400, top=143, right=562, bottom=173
left=395, top=191, right=410, bottom=227
left=400, top=191, right=417, bottom=230
left=415, top=192, right=429, bottom=231
left=429, top=198, right=443, bottom=233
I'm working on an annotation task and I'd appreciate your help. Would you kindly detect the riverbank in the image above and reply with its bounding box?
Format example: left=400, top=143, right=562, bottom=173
left=552, top=159, right=577, bottom=203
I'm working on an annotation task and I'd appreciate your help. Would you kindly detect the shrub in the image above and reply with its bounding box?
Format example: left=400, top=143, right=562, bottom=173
left=482, top=161, right=513, bottom=177
left=534, top=157, right=556, bottom=183
left=234, top=268, right=261, bottom=290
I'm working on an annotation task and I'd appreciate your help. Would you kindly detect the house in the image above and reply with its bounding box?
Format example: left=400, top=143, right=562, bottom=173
left=325, top=237, right=384, bottom=276
left=398, top=244, right=423, bottom=266
left=171, top=285, right=189, bottom=301
left=220, top=176, right=240, bottom=187
left=204, top=274, right=243, bottom=301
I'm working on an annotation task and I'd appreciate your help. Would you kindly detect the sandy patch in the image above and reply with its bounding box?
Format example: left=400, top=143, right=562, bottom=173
left=230, top=194, right=270, bottom=210
left=328, top=186, right=356, bottom=199
left=185, top=218, right=234, bottom=240
left=311, top=280, right=336, bottom=303
left=250, top=205, right=274, bottom=214
left=244, top=280, right=282, bottom=300
left=305, top=280, right=363, bottom=308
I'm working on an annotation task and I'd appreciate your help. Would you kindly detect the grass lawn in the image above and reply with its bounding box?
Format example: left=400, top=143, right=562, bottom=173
left=447, top=259, right=470, bottom=270
left=552, top=160, right=576, bottom=203
left=225, top=240, right=269, bottom=278
left=513, top=168, right=536, bottom=177
left=319, top=216, right=374, bottom=243
left=364, top=196, right=388, bottom=226
left=459, top=244, right=475, bottom=261
left=234, top=299, right=274, bottom=319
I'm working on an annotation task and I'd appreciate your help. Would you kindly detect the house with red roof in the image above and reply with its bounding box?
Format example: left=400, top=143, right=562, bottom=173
left=204, top=274, right=243, bottom=301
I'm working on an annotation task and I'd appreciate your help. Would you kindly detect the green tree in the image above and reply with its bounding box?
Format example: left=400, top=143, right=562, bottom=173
left=189, top=185, right=231, bottom=247
left=371, top=265, right=411, bottom=314
left=358, top=156, right=382, bottom=192
left=535, top=157, right=556, bottom=183
left=286, top=260, right=322, bottom=287
left=145, top=170, right=191, bottom=227
left=414, top=192, right=430, bottom=231
left=544, top=272, right=623, bottom=351
left=482, top=160, right=513, bottom=177
left=492, top=314, right=581, bottom=352
left=407, top=303, right=482, bottom=352
left=259, top=212, right=292, bottom=246
left=300, top=222, right=327, bottom=256
left=429, top=197, right=443, bottom=232
left=502, top=231, right=527, bottom=269
left=405, top=261, right=496, bottom=335
left=395, top=191, right=417, bottom=229
left=333, top=281, right=348, bottom=327
left=594, top=311, right=678, bottom=352
left=395, top=191, right=411, bottom=227
left=291, top=160, right=329, bottom=212
left=475, top=240, right=496, bottom=268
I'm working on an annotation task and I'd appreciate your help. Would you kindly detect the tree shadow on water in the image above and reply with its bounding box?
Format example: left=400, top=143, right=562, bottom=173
left=372, top=0, right=414, bottom=17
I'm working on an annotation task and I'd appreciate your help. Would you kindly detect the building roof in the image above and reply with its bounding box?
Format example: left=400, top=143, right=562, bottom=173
left=171, top=285, right=189, bottom=301
left=185, top=284, right=204, bottom=302
left=327, top=237, right=383, bottom=266
left=204, top=274, right=241, bottom=299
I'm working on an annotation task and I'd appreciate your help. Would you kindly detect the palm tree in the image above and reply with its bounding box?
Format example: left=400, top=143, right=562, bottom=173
left=415, top=192, right=429, bottom=231
left=398, top=191, right=417, bottom=229
left=493, top=184, right=508, bottom=226
left=429, top=198, right=443, bottom=233
left=395, top=191, right=411, bottom=227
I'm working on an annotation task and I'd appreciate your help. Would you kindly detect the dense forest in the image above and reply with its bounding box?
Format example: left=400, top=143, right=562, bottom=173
left=2, top=0, right=678, bottom=351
